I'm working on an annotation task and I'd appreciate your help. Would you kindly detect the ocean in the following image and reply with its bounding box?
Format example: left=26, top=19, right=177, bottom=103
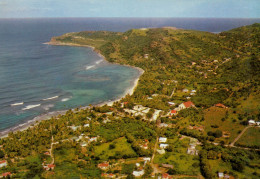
left=0, top=18, right=260, bottom=133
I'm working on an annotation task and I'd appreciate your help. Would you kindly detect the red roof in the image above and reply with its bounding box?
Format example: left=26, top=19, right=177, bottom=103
left=183, top=101, right=195, bottom=108
left=162, top=173, right=173, bottom=179
left=47, top=164, right=55, bottom=168
left=2, top=172, right=11, bottom=177
left=215, top=103, right=227, bottom=108
left=98, top=163, right=109, bottom=167
left=171, top=110, right=177, bottom=114
left=0, top=160, right=6, bottom=164
left=162, top=173, right=169, bottom=178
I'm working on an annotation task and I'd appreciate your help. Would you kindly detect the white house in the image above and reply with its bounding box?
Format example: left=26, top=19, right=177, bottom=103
left=218, top=172, right=224, bottom=178
left=0, top=160, right=7, bottom=168
left=248, top=120, right=256, bottom=125
left=160, top=144, right=169, bottom=149
left=143, top=157, right=151, bottom=162
left=159, top=137, right=167, bottom=143
left=157, top=149, right=166, bottom=154
left=84, top=124, right=90, bottom=127
left=133, top=170, right=144, bottom=177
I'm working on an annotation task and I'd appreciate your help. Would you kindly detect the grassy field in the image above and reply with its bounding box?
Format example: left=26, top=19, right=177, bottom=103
left=94, top=137, right=137, bottom=160
left=208, top=159, right=260, bottom=179
left=235, top=127, right=260, bottom=148
left=154, top=138, right=200, bottom=175
left=204, top=107, right=245, bottom=143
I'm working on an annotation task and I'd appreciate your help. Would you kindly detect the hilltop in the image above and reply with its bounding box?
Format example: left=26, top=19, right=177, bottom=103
left=0, top=24, right=259, bottom=178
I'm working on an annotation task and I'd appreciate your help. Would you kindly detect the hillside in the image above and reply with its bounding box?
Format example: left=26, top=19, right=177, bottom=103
left=1, top=24, right=259, bottom=178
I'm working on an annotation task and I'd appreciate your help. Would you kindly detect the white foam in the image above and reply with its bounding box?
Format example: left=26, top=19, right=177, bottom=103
left=22, top=104, right=41, bottom=110
left=95, top=59, right=103, bottom=64
left=43, top=96, right=58, bottom=101
left=86, top=65, right=95, bottom=70
left=43, top=104, right=54, bottom=110
left=61, top=98, right=70, bottom=102
left=11, top=102, right=24, bottom=106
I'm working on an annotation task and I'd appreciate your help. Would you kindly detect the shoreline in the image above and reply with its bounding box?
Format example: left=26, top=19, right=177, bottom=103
left=0, top=42, right=144, bottom=139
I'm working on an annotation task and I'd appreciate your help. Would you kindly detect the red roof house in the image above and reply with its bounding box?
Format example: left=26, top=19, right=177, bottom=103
left=215, top=103, right=228, bottom=108
left=183, top=101, right=195, bottom=108
left=170, top=110, right=177, bottom=116
left=2, top=172, right=11, bottom=177
left=98, top=162, right=109, bottom=170
left=162, top=173, right=173, bottom=179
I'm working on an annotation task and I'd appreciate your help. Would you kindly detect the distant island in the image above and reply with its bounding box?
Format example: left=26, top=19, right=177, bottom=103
left=0, top=24, right=259, bottom=178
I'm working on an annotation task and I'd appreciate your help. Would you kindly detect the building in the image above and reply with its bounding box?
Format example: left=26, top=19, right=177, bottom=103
left=168, top=102, right=176, bottom=106
left=98, top=162, right=109, bottom=170
left=162, top=173, right=173, bottom=179
left=178, top=101, right=195, bottom=110
left=0, top=161, right=7, bottom=168
left=143, top=157, right=151, bottom=162
left=133, top=170, right=144, bottom=177
left=248, top=120, right=256, bottom=126
left=157, top=149, right=166, bottom=154
left=159, top=137, right=167, bottom=143
left=2, top=172, right=11, bottom=178
left=182, top=89, right=189, bottom=93
left=170, top=110, right=177, bottom=116
left=215, top=103, right=228, bottom=108
left=218, top=172, right=224, bottom=178
left=160, top=144, right=169, bottom=149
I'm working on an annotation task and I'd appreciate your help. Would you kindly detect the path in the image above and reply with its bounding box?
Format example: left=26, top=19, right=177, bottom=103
left=151, top=136, right=158, bottom=163
left=50, top=135, right=55, bottom=164
left=230, top=126, right=250, bottom=146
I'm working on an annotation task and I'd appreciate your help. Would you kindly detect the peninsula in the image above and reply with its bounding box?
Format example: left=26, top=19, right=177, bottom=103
left=0, top=24, right=259, bottom=178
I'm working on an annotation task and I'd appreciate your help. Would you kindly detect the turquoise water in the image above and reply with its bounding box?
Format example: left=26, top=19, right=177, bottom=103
left=0, top=20, right=140, bottom=132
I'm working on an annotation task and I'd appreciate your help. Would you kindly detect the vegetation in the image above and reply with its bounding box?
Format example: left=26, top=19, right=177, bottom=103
left=0, top=23, right=259, bottom=178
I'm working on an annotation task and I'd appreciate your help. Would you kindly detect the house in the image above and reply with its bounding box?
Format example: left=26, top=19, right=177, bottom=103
left=133, top=170, right=144, bottom=177
left=170, top=110, right=177, bottom=116
left=162, top=164, right=173, bottom=169
left=256, top=121, right=260, bottom=126
left=248, top=120, right=256, bottom=126
left=162, top=173, right=173, bottom=179
left=157, top=149, right=166, bottom=154
left=178, top=101, right=195, bottom=110
left=89, top=137, right=98, bottom=142
left=101, top=173, right=115, bottom=178
left=0, top=160, right=7, bottom=168
left=2, top=172, right=11, bottom=178
left=160, top=144, right=169, bottom=149
left=218, top=172, right=224, bottom=178
left=215, top=103, right=228, bottom=108
left=141, top=144, right=148, bottom=150
left=191, top=89, right=196, bottom=93
left=182, top=89, right=189, bottom=93
left=44, top=152, right=50, bottom=155
left=69, top=126, right=80, bottom=131
left=159, top=123, right=169, bottom=128
left=84, top=124, right=90, bottom=127
left=47, top=164, right=55, bottom=170
left=144, top=54, right=149, bottom=59
left=159, top=137, right=167, bottom=143
left=98, top=162, right=109, bottom=170
left=81, top=142, right=88, bottom=147
left=168, top=102, right=176, bottom=106
left=143, top=157, right=151, bottom=162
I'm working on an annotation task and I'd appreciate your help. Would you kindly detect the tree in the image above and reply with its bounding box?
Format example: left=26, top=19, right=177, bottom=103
left=144, top=164, right=153, bottom=177
left=0, top=150, right=4, bottom=158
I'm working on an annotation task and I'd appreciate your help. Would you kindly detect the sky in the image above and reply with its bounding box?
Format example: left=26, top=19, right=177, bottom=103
left=0, top=0, right=259, bottom=18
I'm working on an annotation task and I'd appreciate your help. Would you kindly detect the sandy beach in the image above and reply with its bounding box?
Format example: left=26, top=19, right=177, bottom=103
left=0, top=42, right=144, bottom=139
